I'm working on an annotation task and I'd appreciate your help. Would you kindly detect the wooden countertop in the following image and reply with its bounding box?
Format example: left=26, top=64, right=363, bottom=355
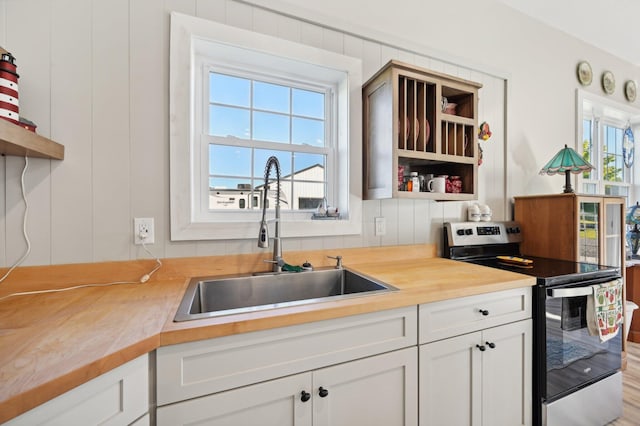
left=0, top=245, right=535, bottom=423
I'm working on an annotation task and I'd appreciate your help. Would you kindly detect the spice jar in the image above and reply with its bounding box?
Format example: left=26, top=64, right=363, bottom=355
left=410, top=172, right=420, bottom=193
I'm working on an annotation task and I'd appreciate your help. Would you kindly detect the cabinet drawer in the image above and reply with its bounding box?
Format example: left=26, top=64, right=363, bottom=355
left=419, top=287, right=531, bottom=343
left=157, top=306, right=417, bottom=406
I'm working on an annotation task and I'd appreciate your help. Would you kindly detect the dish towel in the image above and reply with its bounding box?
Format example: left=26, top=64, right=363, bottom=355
left=587, top=278, right=623, bottom=343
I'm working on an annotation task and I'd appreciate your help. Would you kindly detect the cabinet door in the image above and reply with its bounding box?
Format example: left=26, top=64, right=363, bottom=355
left=482, top=319, right=532, bottom=426
left=419, top=331, right=482, bottom=426
left=578, top=198, right=602, bottom=264
left=313, top=347, right=418, bottom=426
left=156, top=373, right=312, bottom=426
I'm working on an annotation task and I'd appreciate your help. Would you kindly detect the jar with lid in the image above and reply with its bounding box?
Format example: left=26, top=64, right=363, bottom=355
left=410, top=172, right=420, bottom=192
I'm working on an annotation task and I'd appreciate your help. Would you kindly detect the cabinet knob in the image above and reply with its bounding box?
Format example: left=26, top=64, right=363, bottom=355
left=479, top=309, right=489, bottom=316
left=300, top=390, right=311, bottom=402
left=486, top=341, right=496, bottom=349
left=318, top=387, right=329, bottom=398
left=476, top=344, right=486, bottom=351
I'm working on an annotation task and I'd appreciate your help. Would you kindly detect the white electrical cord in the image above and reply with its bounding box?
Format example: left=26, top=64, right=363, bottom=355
left=0, top=155, right=32, bottom=283
left=0, top=193, right=163, bottom=301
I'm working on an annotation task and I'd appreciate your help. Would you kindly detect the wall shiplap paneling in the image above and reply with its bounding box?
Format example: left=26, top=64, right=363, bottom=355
left=362, top=40, right=382, bottom=82
left=92, top=0, right=131, bottom=261
left=130, top=0, right=168, bottom=260
left=321, top=27, right=343, bottom=55
left=0, top=0, right=507, bottom=266
left=50, top=0, right=94, bottom=264
left=300, top=21, right=323, bottom=49
left=3, top=0, right=52, bottom=266
left=195, top=0, right=226, bottom=23
left=250, top=6, right=280, bottom=38
left=225, top=0, right=252, bottom=31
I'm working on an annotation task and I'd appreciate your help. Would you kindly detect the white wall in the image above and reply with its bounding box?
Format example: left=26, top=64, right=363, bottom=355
left=0, top=0, right=638, bottom=267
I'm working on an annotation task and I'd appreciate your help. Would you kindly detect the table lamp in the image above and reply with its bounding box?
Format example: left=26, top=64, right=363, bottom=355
left=539, top=144, right=594, bottom=193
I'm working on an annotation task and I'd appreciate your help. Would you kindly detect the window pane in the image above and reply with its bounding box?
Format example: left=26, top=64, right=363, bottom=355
left=254, top=149, right=292, bottom=179
left=605, top=185, right=628, bottom=197
left=254, top=81, right=290, bottom=113
left=210, top=145, right=251, bottom=176
left=603, top=125, right=624, bottom=182
left=292, top=117, right=324, bottom=147
left=582, top=119, right=592, bottom=179
left=294, top=152, right=325, bottom=181
left=293, top=182, right=325, bottom=210
left=253, top=111, right=289, bottom=143
left=209, top=183, right=253, bottom=210
left=209, top=106, right=250, bottom=138
left=292, top=88, right=324, bottom=119
left=210, top=73, right=250, bottom=107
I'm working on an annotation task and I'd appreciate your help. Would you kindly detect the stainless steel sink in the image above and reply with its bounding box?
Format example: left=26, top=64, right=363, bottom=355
left=174, top=268, right=397, bottom=321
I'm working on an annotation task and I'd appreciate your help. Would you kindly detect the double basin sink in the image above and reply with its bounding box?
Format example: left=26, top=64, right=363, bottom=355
left=174, top=268, right=397, bottom=321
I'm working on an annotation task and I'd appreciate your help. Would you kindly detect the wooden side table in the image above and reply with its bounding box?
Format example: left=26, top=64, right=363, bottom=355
left=626, top=263, right=640, bottom=343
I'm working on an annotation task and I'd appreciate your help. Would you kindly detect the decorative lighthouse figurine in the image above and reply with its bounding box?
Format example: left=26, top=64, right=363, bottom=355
left=0, top=50, right=20, bottom=125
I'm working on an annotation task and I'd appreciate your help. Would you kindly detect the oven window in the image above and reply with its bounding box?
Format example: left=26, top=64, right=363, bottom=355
left=545, top=292, right=621, bottom=401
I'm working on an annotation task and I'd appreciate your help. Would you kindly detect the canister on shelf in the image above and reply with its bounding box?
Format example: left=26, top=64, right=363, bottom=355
left=410, top=172, right=420, bottom=193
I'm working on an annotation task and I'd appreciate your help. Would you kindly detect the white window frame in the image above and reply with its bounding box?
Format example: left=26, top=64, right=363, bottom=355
left=169, top=12, right=362, bottom=241
left=576, top=89, right=639, bottom=198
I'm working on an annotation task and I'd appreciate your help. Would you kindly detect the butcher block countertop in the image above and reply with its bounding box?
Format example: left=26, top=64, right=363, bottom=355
left=0, top=244, right=535, bottom=423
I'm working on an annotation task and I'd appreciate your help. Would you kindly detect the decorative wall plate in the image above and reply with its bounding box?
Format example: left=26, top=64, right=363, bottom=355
left=602, top=71, right=615, bottom=95
left=576, top=61, right=592, bottom=86
left=624, top=80, right=637, bottom=102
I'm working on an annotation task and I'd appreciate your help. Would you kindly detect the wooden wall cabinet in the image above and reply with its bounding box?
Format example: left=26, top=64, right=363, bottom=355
left=363, top=60, right=481, bottom=201
left=514, top=193, right=625, bottom=268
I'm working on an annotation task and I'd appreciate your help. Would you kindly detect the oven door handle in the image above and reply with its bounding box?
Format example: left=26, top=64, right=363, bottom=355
left=547, top=287, right=593, bottom=298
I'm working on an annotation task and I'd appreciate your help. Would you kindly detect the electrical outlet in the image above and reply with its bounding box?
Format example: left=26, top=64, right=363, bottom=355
left=134, top=217, right=155, bottom=245
left=374, top=217, right=386, bottom=236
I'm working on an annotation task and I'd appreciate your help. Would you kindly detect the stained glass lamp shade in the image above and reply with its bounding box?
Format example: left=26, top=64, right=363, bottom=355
left=539, top=144, right=595, bottom=193
left=627, top=202, right=640, bottom=258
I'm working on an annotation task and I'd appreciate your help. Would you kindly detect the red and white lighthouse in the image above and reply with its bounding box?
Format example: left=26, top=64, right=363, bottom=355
left=0, top=51, right=19, bottom=125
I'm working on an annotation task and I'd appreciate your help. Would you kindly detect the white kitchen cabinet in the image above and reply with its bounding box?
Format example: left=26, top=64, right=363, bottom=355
left=156, top=307, right=418, bottom=426
left=420, top=320, right=531, bottom=426
left=157, top=347, right=417, bottom=426
left=156, top=306, right=416, bottom=406
left=157, top=372, right=313, bottom=426
left=5, top=354, right=149, bottom=426
left=419, top=289, right=532, bottom=426
left=313, top=347, right=417, bottom=426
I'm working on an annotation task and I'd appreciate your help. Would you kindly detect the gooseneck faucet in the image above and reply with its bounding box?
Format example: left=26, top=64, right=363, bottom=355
left=258, top=156, right=283, bottom=272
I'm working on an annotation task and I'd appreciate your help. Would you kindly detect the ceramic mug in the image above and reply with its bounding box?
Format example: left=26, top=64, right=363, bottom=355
left=428, top=176, right=446, bottom=193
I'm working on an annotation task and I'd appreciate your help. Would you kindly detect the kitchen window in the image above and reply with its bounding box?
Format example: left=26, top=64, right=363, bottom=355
left=206, top=71, right=330, bottom=212
left=578, top=91, right=636, bottom=200
left=169, top=12, right=362, bottom=241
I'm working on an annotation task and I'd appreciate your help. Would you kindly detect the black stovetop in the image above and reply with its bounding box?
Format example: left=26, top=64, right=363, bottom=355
left=466, top=255, right=620, bottom=287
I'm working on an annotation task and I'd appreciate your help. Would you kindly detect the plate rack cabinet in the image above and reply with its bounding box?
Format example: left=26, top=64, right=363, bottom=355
left=363, top=60, right=481, bottom=201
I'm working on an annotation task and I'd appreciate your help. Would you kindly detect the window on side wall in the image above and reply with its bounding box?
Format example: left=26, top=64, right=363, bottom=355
left=169, top=12, right=362, bottom=241
left=579, top=92, right=637, bottom=201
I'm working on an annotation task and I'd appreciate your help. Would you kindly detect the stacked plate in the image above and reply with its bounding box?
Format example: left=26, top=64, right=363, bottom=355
left=0, top=51, right=19, bottom=125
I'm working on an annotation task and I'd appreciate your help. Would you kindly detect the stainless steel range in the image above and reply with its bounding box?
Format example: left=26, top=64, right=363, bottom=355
left=444, top=221, right=623, bottom=426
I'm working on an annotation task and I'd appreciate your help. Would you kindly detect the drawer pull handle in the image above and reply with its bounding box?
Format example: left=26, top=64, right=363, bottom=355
left=479, top=309, right=489, bottom=316
left=486, top=341, right=496, bottom=349
left=318, top=387, right=329, bottom=398
left=476, top=344, right=486, bottom=351
left=301, top=390, right=311, bottom=402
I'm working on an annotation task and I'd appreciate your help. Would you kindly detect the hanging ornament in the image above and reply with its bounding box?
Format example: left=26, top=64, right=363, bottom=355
left=478, top=121, right=492, bottom=141
left=623, top=125, right=635, bottom=168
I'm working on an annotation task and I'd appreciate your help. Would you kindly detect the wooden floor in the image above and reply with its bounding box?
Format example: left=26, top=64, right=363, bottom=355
left=609, top=341, right=640, bottom=425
